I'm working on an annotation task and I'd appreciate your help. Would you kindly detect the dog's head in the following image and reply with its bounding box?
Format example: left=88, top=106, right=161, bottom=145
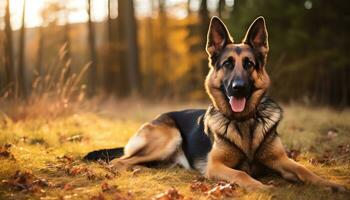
left=205, top=16, right=271, bottom=120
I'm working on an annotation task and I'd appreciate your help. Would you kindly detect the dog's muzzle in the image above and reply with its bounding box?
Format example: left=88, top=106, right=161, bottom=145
left=225, top=79, right=250, bottom=113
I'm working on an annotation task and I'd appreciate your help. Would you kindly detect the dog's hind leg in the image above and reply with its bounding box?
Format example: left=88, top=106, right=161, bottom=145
left=111, top=114, right=183, bottom=167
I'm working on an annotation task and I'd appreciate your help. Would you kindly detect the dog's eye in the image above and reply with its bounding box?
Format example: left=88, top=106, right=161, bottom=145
left=243, top=59, right=254, bottom=70
left=222, top=60, right=234, bottom=70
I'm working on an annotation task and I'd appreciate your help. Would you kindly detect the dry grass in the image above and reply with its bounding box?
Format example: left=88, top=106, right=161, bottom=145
left=0, top=43, right=88, bottom=121
left=0, top=101, right=349, bottom=200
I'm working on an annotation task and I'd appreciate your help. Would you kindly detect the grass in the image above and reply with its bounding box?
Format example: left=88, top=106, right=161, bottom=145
left=0, top=100, right=349, bottom=199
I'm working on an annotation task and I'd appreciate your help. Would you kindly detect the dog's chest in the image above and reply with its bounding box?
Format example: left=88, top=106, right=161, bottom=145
left=207, top=116, right=266, bottom=160
left=226, top=119, right=262, bottom=160
left=204, top=99, right=283, bottom=161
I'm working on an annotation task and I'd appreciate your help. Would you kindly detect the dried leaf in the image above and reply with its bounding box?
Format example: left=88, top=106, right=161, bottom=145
left=2, top=170, right=50, bottom=193
left=190, top=180, right=210, bottom=192
left=337, top=144, right=350, bottom=155
left=0, top=144, right=15, bottom=159
left=101, top=182, right=118, bottom=193
left=114, top=191, right=134, bottom=200
left=104, top=173, right=115, bottom=180
left=63, top=183, right=73, bottom=190
left=309, top=152, right=336, bottom=165
left=90, top=193, right=106, bottom=200
left=206, top=183, right=238, bottom=199
left=32, top=178, right=50, bottom=187
left=99, top=183, right=133, bottom=200
left=286, top=149, right=301, bottom=161
left=87, top=171, right=97, bottom=180
left=326, top=128, right=338, bottom=139
left=154, top=188, right=184, bottom=200
left=66, top=166, right=89, bottom=176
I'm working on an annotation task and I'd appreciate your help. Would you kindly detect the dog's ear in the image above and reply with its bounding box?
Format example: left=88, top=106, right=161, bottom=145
left=206, top=16, right=233, bottom=56
left=243, top=16, right=269, bottom=55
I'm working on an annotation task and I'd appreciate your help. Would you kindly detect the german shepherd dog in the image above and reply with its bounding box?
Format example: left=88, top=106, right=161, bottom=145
left=85, top=16, right=345, bottom=191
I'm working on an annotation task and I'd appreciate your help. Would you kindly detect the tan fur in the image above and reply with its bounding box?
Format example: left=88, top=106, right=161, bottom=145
left=112, top=117, right=183, bottom=166
left=203, top=16, right=345, bottom=191
left=206, top=137, right=268, bottom=190
left=205, top=43, right=271, bottom=121
left=205, top=68, right=233, bottom=118
left=108, top=16, right=345, bottom=192
left=204, top=106, right=344, bottom=190
left=256, top=137, right=344, bottom=189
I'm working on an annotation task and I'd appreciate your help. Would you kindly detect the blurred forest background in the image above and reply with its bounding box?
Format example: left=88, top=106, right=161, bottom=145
left=0, top=0, right=349, bottom=107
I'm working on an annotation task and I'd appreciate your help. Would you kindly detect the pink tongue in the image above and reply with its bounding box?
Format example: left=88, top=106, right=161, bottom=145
left=229, top=97, right=246, bottom=112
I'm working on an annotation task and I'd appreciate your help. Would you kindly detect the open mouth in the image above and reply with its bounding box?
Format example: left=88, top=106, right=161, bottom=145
left=228, top=96, right=246, bottom=113
left=220, top=84, right=249, bottom=113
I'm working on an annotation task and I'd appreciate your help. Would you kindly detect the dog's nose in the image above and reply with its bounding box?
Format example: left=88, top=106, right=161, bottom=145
left=232, top=79, right=246, bottom=93
left=227, top=79, right=248, bottom=98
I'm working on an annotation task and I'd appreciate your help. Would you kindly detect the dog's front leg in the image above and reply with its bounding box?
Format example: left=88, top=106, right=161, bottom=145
left=206, top=142, right=269, bottom=191
left=258, top=137, right=346, bottom=191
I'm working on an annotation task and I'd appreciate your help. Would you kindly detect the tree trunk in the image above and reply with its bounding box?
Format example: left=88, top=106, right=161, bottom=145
left=117, top=0, right=129, bottom=96
left=63, top=6, right=71, bottom=64
left=87, top=0, right=98, bottom=96
left=60, top=1, right=72, bottom=86
left=18, top=0, right=27, bottom=99
left=105, top=0, right=113, bottom=93
left=36, top=25, right=44, bottom=77
left=187, top=0, right=192, bottom=15
left=105, top=0, right=119, bottom=94
left=4, top=0, right=15, bottom=96
left=158, top=0, right=169, bottom=94
left=125, top=0, right=140, bottom=94
left=199, top=0, right=209, bottom=77
left=341, top=66, right=348, bottom=106
left=117, top=0, right=140, bottom=95
left=143, top=0, right=155, bottom=95
left=218, top=0, right=225, bottom=17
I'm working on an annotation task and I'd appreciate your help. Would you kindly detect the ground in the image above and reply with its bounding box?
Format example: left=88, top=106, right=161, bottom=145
left=0, top=100, right=349, bottom=200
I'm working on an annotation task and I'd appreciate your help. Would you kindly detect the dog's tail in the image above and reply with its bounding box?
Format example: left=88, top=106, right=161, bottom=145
left=83, top=147, right=124, bottom=162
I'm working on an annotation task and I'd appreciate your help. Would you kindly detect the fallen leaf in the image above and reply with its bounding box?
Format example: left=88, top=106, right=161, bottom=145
left=2, top=170, right=50, bottom=193
left=87, top=171, right=97, bottom=180
left=66, top=165, right=89, bottom=176
left=0, top=143, right=15, bottom=159
left=32, top=178, right=50, bottom=187
left=326, top=128, right=338, bottom=139
left=309, top=152, right=336, bottom=166
left=29, top=184, right=45, bottom=193
left=114, top=191, right=134, bottom=200
left=190, top=180, right=210, bottom=192
left=63, top=183, right=73, bottom=190
left=286, top=148, right=301, bottom=161
left=206, top=183, right=238, bottom=199
left=337, top=144, right=350, bottom=155
left=90, top=193, right=106, bottom=200
left=104, top=173, right=115, bottom=179
left=154, top=188, right=184, bottom=200
left=101, top=182, right=118, bottom=193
